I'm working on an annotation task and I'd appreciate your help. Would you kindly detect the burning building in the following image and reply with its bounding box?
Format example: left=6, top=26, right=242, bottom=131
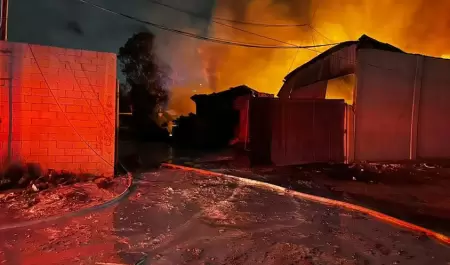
left=173, top=85, right=272, bottom=149
left=250, top=35, right=450, bottom=165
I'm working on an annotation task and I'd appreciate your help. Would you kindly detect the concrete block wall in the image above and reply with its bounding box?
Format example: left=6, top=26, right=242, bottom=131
left=0, top=41, right=116, bottom=175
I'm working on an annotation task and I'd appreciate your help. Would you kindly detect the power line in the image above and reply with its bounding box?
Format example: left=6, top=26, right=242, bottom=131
left=309, top=25, right=334, bottom=44
left=145, top=1, right=359, bottom=88
left=148, top=0, right=340, bottom=66
left=214, top=17, right=308, bottom=28
left=290, top=26, right=411, bottom=79
left=74, top=0, right=339, bottom=49
left=157, top=0, right=340, bottom=87
left=286, top=1, right=321, bottom=75
left=147, top=0, right=315, bottom=48
left=148, top=0, right=308, bottom=28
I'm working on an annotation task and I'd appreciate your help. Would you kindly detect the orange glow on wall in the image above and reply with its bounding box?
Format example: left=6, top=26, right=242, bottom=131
left=0, top=41, right=116, bottom=176
left=325, top=74, right=355, bottom=105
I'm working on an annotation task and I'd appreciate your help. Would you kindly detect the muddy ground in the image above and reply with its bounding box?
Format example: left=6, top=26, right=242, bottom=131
left=118, top=141, right=450, bottom=235
left=191, top=154, right=450, bottom=235
left=0, top=169, right=448, bottom=265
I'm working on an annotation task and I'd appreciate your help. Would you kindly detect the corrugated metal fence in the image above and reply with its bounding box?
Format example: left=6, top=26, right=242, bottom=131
left=250, top=98, right=346, bottom=166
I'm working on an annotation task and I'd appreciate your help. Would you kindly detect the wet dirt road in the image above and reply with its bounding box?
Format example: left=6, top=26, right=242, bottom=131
left=0, top=169, right=449, bottom=265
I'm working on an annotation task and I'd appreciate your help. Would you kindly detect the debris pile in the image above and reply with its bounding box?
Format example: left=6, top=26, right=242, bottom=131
left=0, top=162, right=112, bottom=192
left=345, top=162, right=443, bottom=182
left=0, top=181, right=120, bottom=221
left=0, top=165, right=128, bottom=221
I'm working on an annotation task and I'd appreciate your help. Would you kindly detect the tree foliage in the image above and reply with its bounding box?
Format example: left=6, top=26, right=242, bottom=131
left=118, top=83, right=131, bottom=113
left=118, top=32, right=170, bottom=120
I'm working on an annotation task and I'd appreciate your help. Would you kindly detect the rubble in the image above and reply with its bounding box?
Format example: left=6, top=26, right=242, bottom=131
left=31, top=184, right=39, bottom=192
left=0, top=177, right=128, bottom=221
left=0, top=162, right=113, bottom=192
left=0, top=162, right=129, bottom=222
left=94, top=177, right=113, bottom=189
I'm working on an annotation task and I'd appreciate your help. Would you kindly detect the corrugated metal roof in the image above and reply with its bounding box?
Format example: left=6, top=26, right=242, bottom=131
left=191, top=85, right=273, bottom=103
left=283, top=35, right=404, bottom=81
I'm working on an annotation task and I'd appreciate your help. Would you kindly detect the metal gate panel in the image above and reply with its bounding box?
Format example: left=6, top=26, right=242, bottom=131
left=249, top=98, right=274, bottom=165
left=273, top=99, right=345, bottom=166
left=250, top=98, right=346, bottom=166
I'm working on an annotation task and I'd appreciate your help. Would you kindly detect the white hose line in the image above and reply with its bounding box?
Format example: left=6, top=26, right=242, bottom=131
left=160, top=163, right=450, bottom=245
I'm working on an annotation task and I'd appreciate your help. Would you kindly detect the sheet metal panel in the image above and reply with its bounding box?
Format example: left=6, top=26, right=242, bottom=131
left=275, top=100, right=315, bottom=165
left=279, top=44, right=357, bottom=99
left=290, top=80, right=327, bottom=99
left=271, top=99, right=346, bottom=165
left=249, top=98, right=274, bottom=165
left=250, top=98, right=346, bottom=166
left=345, top=104, right=355, bottom=163
left=354, top=49, right=417, bottom=161
left=417, top=57, right=450, bottom=158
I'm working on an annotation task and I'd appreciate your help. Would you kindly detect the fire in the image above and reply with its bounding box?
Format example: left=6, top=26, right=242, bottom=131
left=168, top=83, right=212, bottom=114
left=168, top=0, right=450, bottom=114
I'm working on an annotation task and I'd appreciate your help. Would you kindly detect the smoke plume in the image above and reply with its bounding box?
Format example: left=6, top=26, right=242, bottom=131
left=192, top=0, right=450, bottom=111
left=8, top=0, right=450, bottom=115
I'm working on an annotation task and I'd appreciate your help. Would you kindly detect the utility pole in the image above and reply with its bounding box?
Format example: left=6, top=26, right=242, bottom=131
left=0, top=0, right=8, bottom=41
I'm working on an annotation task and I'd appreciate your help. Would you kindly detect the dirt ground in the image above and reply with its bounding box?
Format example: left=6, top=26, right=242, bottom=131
left=0, top=176, right=129, bottom=224
left=0, top=169, right=448, bottom=265
left=183, top=152, right=450, bottom=235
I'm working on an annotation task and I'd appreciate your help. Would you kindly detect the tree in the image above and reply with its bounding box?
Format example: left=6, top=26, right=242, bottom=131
left=118, top=83, right=131, bottom=113
left=118, top=32, right=170, bottom=122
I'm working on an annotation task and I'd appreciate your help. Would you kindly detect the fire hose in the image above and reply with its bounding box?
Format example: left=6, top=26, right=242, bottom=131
left=160, top=163, right=450, bottom=246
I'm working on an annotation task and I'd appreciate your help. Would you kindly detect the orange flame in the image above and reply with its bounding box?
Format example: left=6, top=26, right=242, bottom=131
left=169, top=0, right=450, bottom=115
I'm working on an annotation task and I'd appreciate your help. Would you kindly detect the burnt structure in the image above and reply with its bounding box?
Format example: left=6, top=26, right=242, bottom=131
left=174, top=85, right=272, bottom=149
left=251, top=34, right=450, bottom=165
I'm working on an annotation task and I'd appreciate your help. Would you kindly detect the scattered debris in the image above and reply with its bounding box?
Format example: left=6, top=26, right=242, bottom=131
left=31, top=184, right=39, bottom=192
left=422, top=163, right=436, bottom=169
left=0, top=174, right=129, bottom=221
left=190, top=248, right=203, bottom=257
left=95, top=262, right=126, bottom=265
left=94, top=177, right=113, bottom=189
left=0, top=162, right=115, bottom=193
left=134, top=254, right=148, bottom=265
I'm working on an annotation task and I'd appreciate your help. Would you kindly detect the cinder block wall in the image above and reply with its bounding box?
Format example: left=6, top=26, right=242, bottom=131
left=0, top=41, right=116, bottom=175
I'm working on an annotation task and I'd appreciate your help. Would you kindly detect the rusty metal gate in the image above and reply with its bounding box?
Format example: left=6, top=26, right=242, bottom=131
left=249, top=98, right=347, bottom=166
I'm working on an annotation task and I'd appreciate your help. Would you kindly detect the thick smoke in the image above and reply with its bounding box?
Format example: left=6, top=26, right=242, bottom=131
left=8, top=0, right=215, bottom=114
left=201, top=0, right=450, bottom=102
left=8, top=0, right=450, bottom=115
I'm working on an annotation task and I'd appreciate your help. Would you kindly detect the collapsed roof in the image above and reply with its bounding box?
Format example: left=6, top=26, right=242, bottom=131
left=284, top=35, right=404, bottom=81
left=191, top=85, right=272, bottom=103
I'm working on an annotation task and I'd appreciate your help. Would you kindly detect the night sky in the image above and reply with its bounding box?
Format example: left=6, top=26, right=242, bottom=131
left=8, top=0, right=215, bottom=54
left=8, top=0, right=216, bottom=85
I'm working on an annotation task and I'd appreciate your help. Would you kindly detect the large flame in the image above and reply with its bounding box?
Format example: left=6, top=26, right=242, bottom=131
left=169, top=0, right=450, bottom=115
